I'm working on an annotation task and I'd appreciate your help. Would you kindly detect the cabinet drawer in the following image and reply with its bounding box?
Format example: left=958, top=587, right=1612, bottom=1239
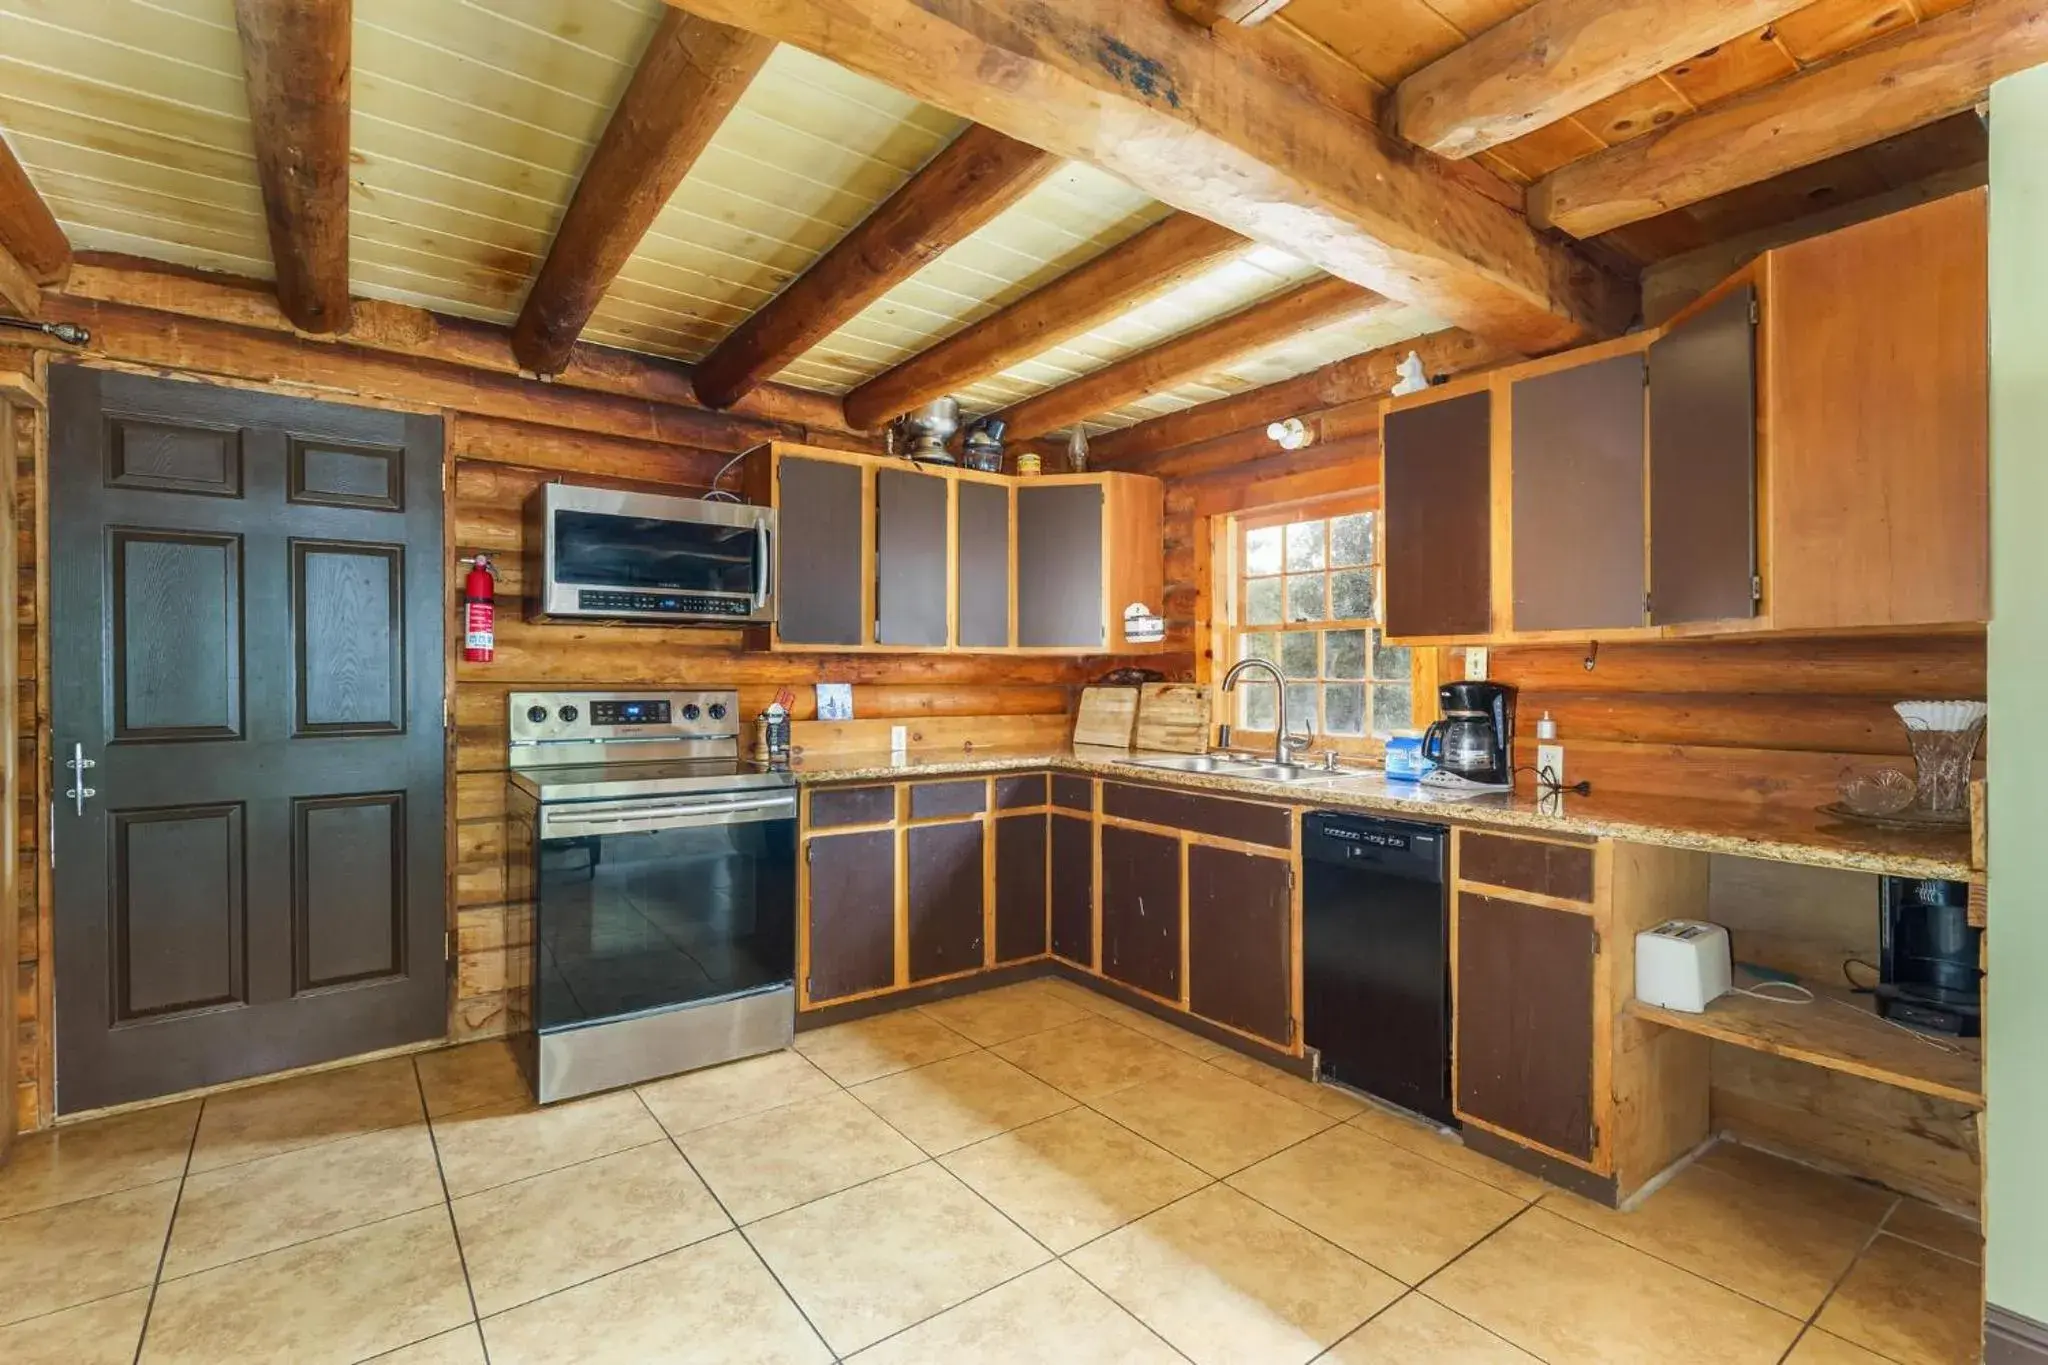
left=808, top=785, right=896, bottom=830
left=1051, top=775, right=1093, bottom=811
left=909, top=780, right=986, bottom=820
left=1458, top=831, right=1595, bottom=902
left=1101, top=781, right=1291, bottom=850
left=995, top=773, right=1049, bottom=809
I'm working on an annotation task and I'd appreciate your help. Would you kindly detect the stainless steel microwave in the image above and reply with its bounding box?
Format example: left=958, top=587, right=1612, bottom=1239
left=524, top=483, right=775, bottom=625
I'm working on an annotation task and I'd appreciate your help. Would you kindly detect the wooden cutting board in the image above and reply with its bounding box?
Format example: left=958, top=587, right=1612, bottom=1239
left=1073, top=686, right=1139, bottom=749
left=1135, top=683, right=1211, bottom=754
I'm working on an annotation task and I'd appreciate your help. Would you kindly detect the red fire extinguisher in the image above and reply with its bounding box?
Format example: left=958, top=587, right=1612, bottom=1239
left=463, top=554, right=496, bottom=663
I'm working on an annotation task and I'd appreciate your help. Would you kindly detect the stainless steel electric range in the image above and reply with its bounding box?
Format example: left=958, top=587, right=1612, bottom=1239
left=505, top=690, right=795, bottom=1103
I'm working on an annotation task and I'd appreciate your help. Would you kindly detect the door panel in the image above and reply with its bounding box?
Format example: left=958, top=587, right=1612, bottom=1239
left=994, top=812, right=1048, bottom=963
left=1649, top=285, right=1757, bottom=625
left=907, top=821, right=985, bottom=981
left=1100, top=823, right=1181, bottom=1001
left=1187, top=845, right=1291, bottom=1045
left=775, top=456, right=864, bottom=646
left=1384, top=391, right=1492, bottom=638
left=1455, top=892, right=1596, bottom=1161
left=876, top=467, right=949, bottom=647
left=1049, top=813, right=1094, bottom=968
left=51, top=367, right=447, bottom=1113
left=1016, top=484, right=1104, bottom=648
left=957, top=479, right=1010, bottom=649
left=1511, top=354, right=1647, bottom=632
left=806, top=829, right=895, bottom=1002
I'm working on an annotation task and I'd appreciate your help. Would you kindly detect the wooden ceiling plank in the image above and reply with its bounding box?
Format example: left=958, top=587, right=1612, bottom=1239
left=1090, top=326, right=1515, bottom=466
left=997, top=276, right=1388, bottom=440
left=690, top=123, right=1059, bottom=410
left=841, top=212, right=1249, bottom=431
left=666, top=0, right=1633, bottom=357
left=0, top=238, right=39, bottom=319
left=1392, top=0, right=1808, bottom=159
left=234, top=0, right=353, bottom=333
left=0, top=136, right=71, bottom=287
left=510, top=11, right=773, bottom=377
left=1170, top=0, right=1295, bottom=25
left=1530, top=0, right=2048, bottom=238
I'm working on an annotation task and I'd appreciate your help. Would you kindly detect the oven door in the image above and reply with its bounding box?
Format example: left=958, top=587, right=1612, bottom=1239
left=533, top=484, right=774, bottom=623
left=533, top=791, right=796, bottom=1032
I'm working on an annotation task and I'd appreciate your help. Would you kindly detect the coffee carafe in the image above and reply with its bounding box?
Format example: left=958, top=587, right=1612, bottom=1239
left=1422, top=682, right=1515, bottom=787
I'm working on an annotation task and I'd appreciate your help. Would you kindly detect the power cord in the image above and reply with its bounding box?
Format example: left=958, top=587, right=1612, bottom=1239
left=1515, top=762, right=1591, bottom=797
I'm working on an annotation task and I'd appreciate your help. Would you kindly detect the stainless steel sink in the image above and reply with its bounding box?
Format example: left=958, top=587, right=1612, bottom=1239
left=1126, top=754, right=1331, bottom=782
left=1126, top=754, right=1229, bottom=773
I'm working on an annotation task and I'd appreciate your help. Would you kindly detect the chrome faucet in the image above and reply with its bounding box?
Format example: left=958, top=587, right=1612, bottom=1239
left=1221, top=657, right=1309, bottom=767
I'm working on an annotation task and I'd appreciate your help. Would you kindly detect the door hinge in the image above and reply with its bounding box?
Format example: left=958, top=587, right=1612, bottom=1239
left=1591, top=1120, right=1602, bottom=1150
left=1751, top=574, right=1763, bottom=603
left=1749, top=296, right=1760, bottom=326
left=804, top=841, right=814, bottom=864
left=1642, top=592, right=1652, bottom=616
left=47, top=802, right=55, bottom=869
left=1590, top=928, right=1601, bottom=956
left=1287, top=1016, right=1298, bottom=1043
left=444, top=930, right=455, bottom=978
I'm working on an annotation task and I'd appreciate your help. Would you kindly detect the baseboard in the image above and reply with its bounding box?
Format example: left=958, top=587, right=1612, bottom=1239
left=1987, top=1306, right=2048, bottom=1364
left=1046, top=961, right=1314, bottom=1078
left=794, top=960, right=1053, bottom=1031
left=1464, top=1124, right=1620, bottom=1206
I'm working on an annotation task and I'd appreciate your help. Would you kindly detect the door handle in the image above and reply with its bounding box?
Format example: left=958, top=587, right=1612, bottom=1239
left=65, top=741, right=97, bottom=816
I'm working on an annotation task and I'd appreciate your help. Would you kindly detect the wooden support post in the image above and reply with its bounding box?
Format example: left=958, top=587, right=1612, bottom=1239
left=0, top=138, right=70, bottom=288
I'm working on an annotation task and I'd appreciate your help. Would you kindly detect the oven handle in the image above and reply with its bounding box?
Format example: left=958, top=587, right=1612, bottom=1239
left=543, top=794, right=795, bottom=838
left=752, top=527, right=772, bottom=611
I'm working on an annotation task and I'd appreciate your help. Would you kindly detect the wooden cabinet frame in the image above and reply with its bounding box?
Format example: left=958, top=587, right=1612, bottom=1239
left=748, top=442, right=1165, bottom=656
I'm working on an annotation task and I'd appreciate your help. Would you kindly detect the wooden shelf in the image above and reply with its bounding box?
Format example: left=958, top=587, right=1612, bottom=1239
left=1627, top=983, right=1983, bottom=1109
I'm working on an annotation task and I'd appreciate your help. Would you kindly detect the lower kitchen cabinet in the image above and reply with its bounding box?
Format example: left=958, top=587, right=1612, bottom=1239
left=907, top=821, right=985, bottom=982
left=1100, top=823, right=1182, bottom=1001
left=994, top=812, right=1048, bottom=963
left=1454, top=891, right=1597, bottom=1161
left=1187, top=845, right=1292, bottom=1045
left=1049, top=813, right=1095, bottom=968
left=805, top=829, right=897, bottom=1004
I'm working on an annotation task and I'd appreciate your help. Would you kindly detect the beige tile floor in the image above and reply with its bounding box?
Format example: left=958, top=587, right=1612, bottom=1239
left=0, top=978, right=1985, bottom=1364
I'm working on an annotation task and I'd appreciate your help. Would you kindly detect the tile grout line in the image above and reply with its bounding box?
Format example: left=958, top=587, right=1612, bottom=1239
left=1775, top=1205, right=1915, bottom=1365
left=411, top=1056, right=493, bottom=1365
left=128, top=1096, right=205, bottom=1365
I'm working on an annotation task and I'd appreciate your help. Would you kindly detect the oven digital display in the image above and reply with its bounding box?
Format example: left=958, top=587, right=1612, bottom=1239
left=592, top=699, right=670, bottom=726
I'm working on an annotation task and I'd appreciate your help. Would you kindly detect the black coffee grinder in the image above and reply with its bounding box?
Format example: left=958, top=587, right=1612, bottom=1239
left=1876, top=877, right=1981, bottom=1036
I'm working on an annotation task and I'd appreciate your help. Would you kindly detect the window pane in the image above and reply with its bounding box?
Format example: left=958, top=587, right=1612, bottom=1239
left=1325, top=628, right=1367, bottom=680
left=1372, top=682, right=1414, bottom=735
left=1324, top=684, right=1366, bottom=736
left=1284, top=684, right=1319, bottom=735
left=1239, top=681, right=1276, bottom=730
left=1285, top=521, right=1326, bottom=572
left=1286, top=575, right=1326, bottom=623
left=1245, top=526, right=1283, bottom=576
left=1246, top=577, right=1282, bottom=625
left=1370, top=628, right=1412, bottom=681
left=1280, top=631, right=1318, bottom=679
left=1332, top=569, right=1376, bottom=620
left=1239, top=631, right=1277, bottom=665
left=1330, top=512, right=1375, bottom=567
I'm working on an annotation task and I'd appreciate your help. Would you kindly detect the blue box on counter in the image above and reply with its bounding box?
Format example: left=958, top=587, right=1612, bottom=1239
left=1383, top=736, right=1433, bottom=781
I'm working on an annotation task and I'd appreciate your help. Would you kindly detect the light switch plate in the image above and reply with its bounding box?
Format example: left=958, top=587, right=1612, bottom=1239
left=890, top=724, right=908, bottom=754
left=1465, top=646, right=1489, bottom=680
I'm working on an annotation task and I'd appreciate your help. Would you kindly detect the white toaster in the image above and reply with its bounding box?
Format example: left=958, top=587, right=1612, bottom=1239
left=1635, top=920, right=1732, bottom=1013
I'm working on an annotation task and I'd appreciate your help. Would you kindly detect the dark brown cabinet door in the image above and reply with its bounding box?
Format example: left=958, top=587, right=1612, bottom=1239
left=1384, top=390, right=1492, bottom=638
left=49, top=368, right=446, bottom=1112
left=1511, top=355, right=1646, bottom=631
left=1016, top=484, right=1105, bottom=648
left=876, top=467, right=949, bottom=647
left=957, top=479, right=1011, bottom=649
left=1455, top=892, right=1596, bottom=1161
left=994, top=812, right=1048, bottom=963
left=907, top=820, right=985, bottom=981
left=777, top=456, right=865, bottom=646
left=1649, top=285, right=1758, bottom=625
left=806, top=829, right=896, bottom=1003
left=1100, top=824, right=1181, bottom=1001
left=1050, top=813, right=1095, bottom=967
left=1187, top=846, right=1291, bottom=1045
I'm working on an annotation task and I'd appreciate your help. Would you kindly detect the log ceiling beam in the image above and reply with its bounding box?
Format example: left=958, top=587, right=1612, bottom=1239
left=842, top=212, right=1248, bottom=431
left=0, top=238, right=38, bottom=319
left=691, top=124, right=1058, bottom=410
left=1169, top=0, right=1294, bottom=26
left=1393, top=0, right=1808, bottom=160
left=511, top=11, right=772, bottom=376
left=665, top=0, right=1634, bottom=355
left=996, top=276, right=1387, bottom=441
left=234, top=0, right=353, bottom=333
left=0, top=136, right=71, bottom=287
left=1090, top=327, right=1514, bottom=467
left=1531, top=0, right=2048, bottom=239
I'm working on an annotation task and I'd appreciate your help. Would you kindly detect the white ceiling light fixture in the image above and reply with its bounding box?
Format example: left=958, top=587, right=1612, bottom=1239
left=1267, top=416, right=1314, bottom=450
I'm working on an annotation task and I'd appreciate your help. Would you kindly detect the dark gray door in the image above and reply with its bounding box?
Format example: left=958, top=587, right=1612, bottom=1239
left=49, top=367, right=446, bottom=1113
left=956, top=480, right=1010, bottom=649
left=1649, top=285, right=1758, bottom=624
left=1017, top=484, right=1104, bottom=648
left=775, top=455, right=863, bottom=646
left=875, top=467, right=948, bottom=647
left=1510, top=354, right=1647, bottom=631
left=1383, top=391, right=1492, bottom=638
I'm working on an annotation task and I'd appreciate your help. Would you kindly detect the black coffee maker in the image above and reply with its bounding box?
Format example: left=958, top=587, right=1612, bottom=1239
left=1423, top=682, right=1515, bottom=787
left=1877, top=877, right=1981, bottom=1036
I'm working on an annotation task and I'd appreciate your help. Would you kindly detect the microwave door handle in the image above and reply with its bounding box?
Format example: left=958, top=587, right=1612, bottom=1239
left=753, top=527, right=771, bottom=610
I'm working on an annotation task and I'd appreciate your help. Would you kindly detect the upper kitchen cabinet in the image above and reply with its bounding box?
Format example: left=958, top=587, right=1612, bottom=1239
left=750, top=444, right=1164, bottom=655
left=1382, top=389, right=1493, bottom=640
left=1648, top=286, right=1759, bottom=626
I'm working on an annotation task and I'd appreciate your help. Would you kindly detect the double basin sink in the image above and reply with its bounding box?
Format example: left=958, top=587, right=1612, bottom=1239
left=1124, top=752, right=1360, bottom=783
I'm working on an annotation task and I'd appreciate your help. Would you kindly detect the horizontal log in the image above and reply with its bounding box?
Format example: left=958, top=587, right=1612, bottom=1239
left=450, top=421, right=730, bottom=482
left=1508, top=692, right=1939, bottom=757
left=1510, top=736, right=1875, bottom=808
left=1487, top=634, right=1986, bottom=697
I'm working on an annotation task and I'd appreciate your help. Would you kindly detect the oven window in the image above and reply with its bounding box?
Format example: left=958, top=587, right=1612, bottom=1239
left=534, top=819, right=796, bottom=1029
left=553, top=510, right=758, bottom=594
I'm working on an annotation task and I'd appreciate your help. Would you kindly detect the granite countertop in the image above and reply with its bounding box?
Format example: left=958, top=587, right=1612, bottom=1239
left=781, top=744, right=1976, bottom=882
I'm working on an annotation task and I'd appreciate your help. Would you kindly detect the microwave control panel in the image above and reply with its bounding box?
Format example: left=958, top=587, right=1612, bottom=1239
left=576, top=589, right=750, bottom=617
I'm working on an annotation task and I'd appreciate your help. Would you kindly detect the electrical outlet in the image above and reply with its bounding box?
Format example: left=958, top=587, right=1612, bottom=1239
left=1536, top=742, right=1565, bottom=786
left=1465, top=646, right=1489, bottom=680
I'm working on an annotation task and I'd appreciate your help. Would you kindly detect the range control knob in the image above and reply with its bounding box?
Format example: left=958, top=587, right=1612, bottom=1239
left=558, top=704, right=579, bottom=724
left=707, top=702, right=728, bottom=721
left=525, top=705, right=548, bottom=725
left=681, top=703, right=702, bottom=721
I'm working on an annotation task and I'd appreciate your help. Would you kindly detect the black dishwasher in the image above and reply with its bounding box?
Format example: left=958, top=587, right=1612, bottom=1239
left=1302, top=812, right=1453, bottom=1125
